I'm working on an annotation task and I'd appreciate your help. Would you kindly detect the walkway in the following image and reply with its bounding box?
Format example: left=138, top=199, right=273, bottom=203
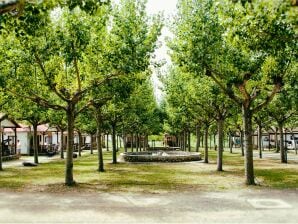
left=0, top=189, right=297, bottom=223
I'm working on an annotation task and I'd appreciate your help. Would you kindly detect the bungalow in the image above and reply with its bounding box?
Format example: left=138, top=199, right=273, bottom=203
left=0, top=113, right=21, bottom=159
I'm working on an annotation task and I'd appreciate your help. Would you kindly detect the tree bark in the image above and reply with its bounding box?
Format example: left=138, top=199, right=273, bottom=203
left=275, top=127, right=279, bottom=151
left=90, top=134, right=94, bottom=154
left=131, top=133, right=134, bottom=152
left=229, top=132, right=233, bottom=153
left=195, top=125, right=200, bottom=152
left=240, top=130, right=244, bottom=156
left=279, top=123, right=287, bottom=163
left=65, top=105, right=75, bottom=186
left=106, top=134, right=109, bottom=151
left=188, top=131, right=191, bottom=152
left=182, top=132, right=185, bottom=150
left=258, top=125, right=262, bottom=159
left=142, top=134, right=146, bottom=151
left=145, top=135, right=149, bottom=150
left=97, top=129, right=104, bottom=172
left=116, top=135, right=119, bottom=151
left=201, top=135, right=204, bottom=149
left=136, top=133, right=139, bottom=152
left=60, top=129, right=64, bottom=159
left=94, top=108, right=104, bottom=172
left=78, top=131, right=82, bottom=157
left=292, top=133, right=298, bottom=155
left=0, top=129, right=3, bottom=171
left=33, top=124, right=39, bottom=164
left=217, top=119, right=224, bottom=171
left=213, top=133, right=216, bottom=150
left=242, top=107, right=255, bottom=185
left=96, top=114, right=104, bottom=172
left=204, top=126, right=209, bottom=163
left=112, top=124, right=117, bottom=164
left=123, top=133, right=127, bottom=152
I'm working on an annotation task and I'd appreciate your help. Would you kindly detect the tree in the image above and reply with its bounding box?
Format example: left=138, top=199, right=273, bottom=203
left=163, top=68, right=196, bottom=151
left=191, top=76, right=234, bottom=170
left=169, top=0, right=297, bottom=184
left=48, top=110, right=67, bottom=159
left=2, top=2, right=115, bottom=185
left=3, top=97, right=49, bottom=164
left=267, top=87, right=297, bottom=163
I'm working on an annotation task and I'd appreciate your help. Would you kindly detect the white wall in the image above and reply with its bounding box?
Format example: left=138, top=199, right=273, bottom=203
left=85, top=136, right=91, bottom=144
left=18, top=132, right=30, bottom=155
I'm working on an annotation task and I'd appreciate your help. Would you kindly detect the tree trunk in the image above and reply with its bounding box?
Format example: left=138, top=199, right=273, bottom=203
left=188, top=131, right=191, bottom=152
left=0, top=129, right=3, bottom=171
left=142, top=134, right=145, bottom=151
left=217, top=119, right=224, bottom=171
left=195, top=125, right=200, bottom=152
left=204, top=126, right=209, bottom=163
left=112, top=124, right=117, bottom=164
left=279, top=123, right=287, bottom=163
left=33, top=124, right=39, bottom=164
left=213, top=133, right=216, bottom=150
left=106, top=134, right=109, bottom=151
left=136, top=133, right=139, bottom=152
left=78, top=131, right=82, bottom=157
left=116, top=135, right=119, bottom=151
left=229, top=133, right=233, bottom=153
left=292, top=133, right=297, bottom=155
left=90, top=134, right=94, bottom=154
left=97, top=131, right=104, bottom=172
left=60, top=129, right=64, bottom=159
left=131, top=133, right=134, bottom=152
left=98, top=134, right=104, bottom=171
left=65, top=106, right=75, bottom=186
left=240, top=130, right=244, bottom=156
left=94, top=109, right=104, bottom=172
left=242, top=107, right=255, bottom=185
left=258, top=125, right=262, bottom=159
left=182, top=131, right=186, bottom=151
left=145, top=135, right=149, bottom=150
left=201, top=135, right=204, bottom=149
left=123, top=133, right=127, bottom=152
left=275, top=127, right=279, bottom=152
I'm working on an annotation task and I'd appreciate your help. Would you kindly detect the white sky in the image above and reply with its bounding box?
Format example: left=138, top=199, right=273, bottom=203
left=113, top=0, right=178, bottom=102
left=146, top=0, right=177, bottom=103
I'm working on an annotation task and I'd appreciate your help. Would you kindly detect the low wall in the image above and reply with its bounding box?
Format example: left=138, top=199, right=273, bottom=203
left=120, top=151, right=201, bottom=163
left=148, top=147, right=180, bottom=151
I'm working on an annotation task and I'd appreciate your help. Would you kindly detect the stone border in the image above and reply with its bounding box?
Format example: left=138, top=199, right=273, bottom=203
left=120, top=151, right=201, bottom=163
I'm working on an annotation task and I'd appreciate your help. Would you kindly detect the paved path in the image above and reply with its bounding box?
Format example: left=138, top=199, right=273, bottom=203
left=3, top=155, right=61, bottom=168
left=0, top=189, right=297, bottom=223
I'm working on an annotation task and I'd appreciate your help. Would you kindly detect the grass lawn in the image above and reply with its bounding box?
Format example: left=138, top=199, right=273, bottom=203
left=0, top=149, right=297, bottom=193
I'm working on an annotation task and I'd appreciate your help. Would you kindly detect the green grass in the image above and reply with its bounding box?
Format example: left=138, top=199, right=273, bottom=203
left=0, top=149, right=297, bottom=193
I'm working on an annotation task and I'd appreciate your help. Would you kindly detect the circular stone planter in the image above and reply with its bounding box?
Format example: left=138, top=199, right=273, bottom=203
left=120, top=151, right=201, bottom=163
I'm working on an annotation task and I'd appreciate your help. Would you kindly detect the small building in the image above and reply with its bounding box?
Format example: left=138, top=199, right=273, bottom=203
left=4, top=123, right=60, bottom=155
left=0, top=113, right=21, bottom=160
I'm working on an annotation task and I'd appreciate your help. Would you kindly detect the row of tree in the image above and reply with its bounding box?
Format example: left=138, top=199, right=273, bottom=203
left=0, top=0, right=163, bottom=185
left=164, top=0, right=297, bottom=185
